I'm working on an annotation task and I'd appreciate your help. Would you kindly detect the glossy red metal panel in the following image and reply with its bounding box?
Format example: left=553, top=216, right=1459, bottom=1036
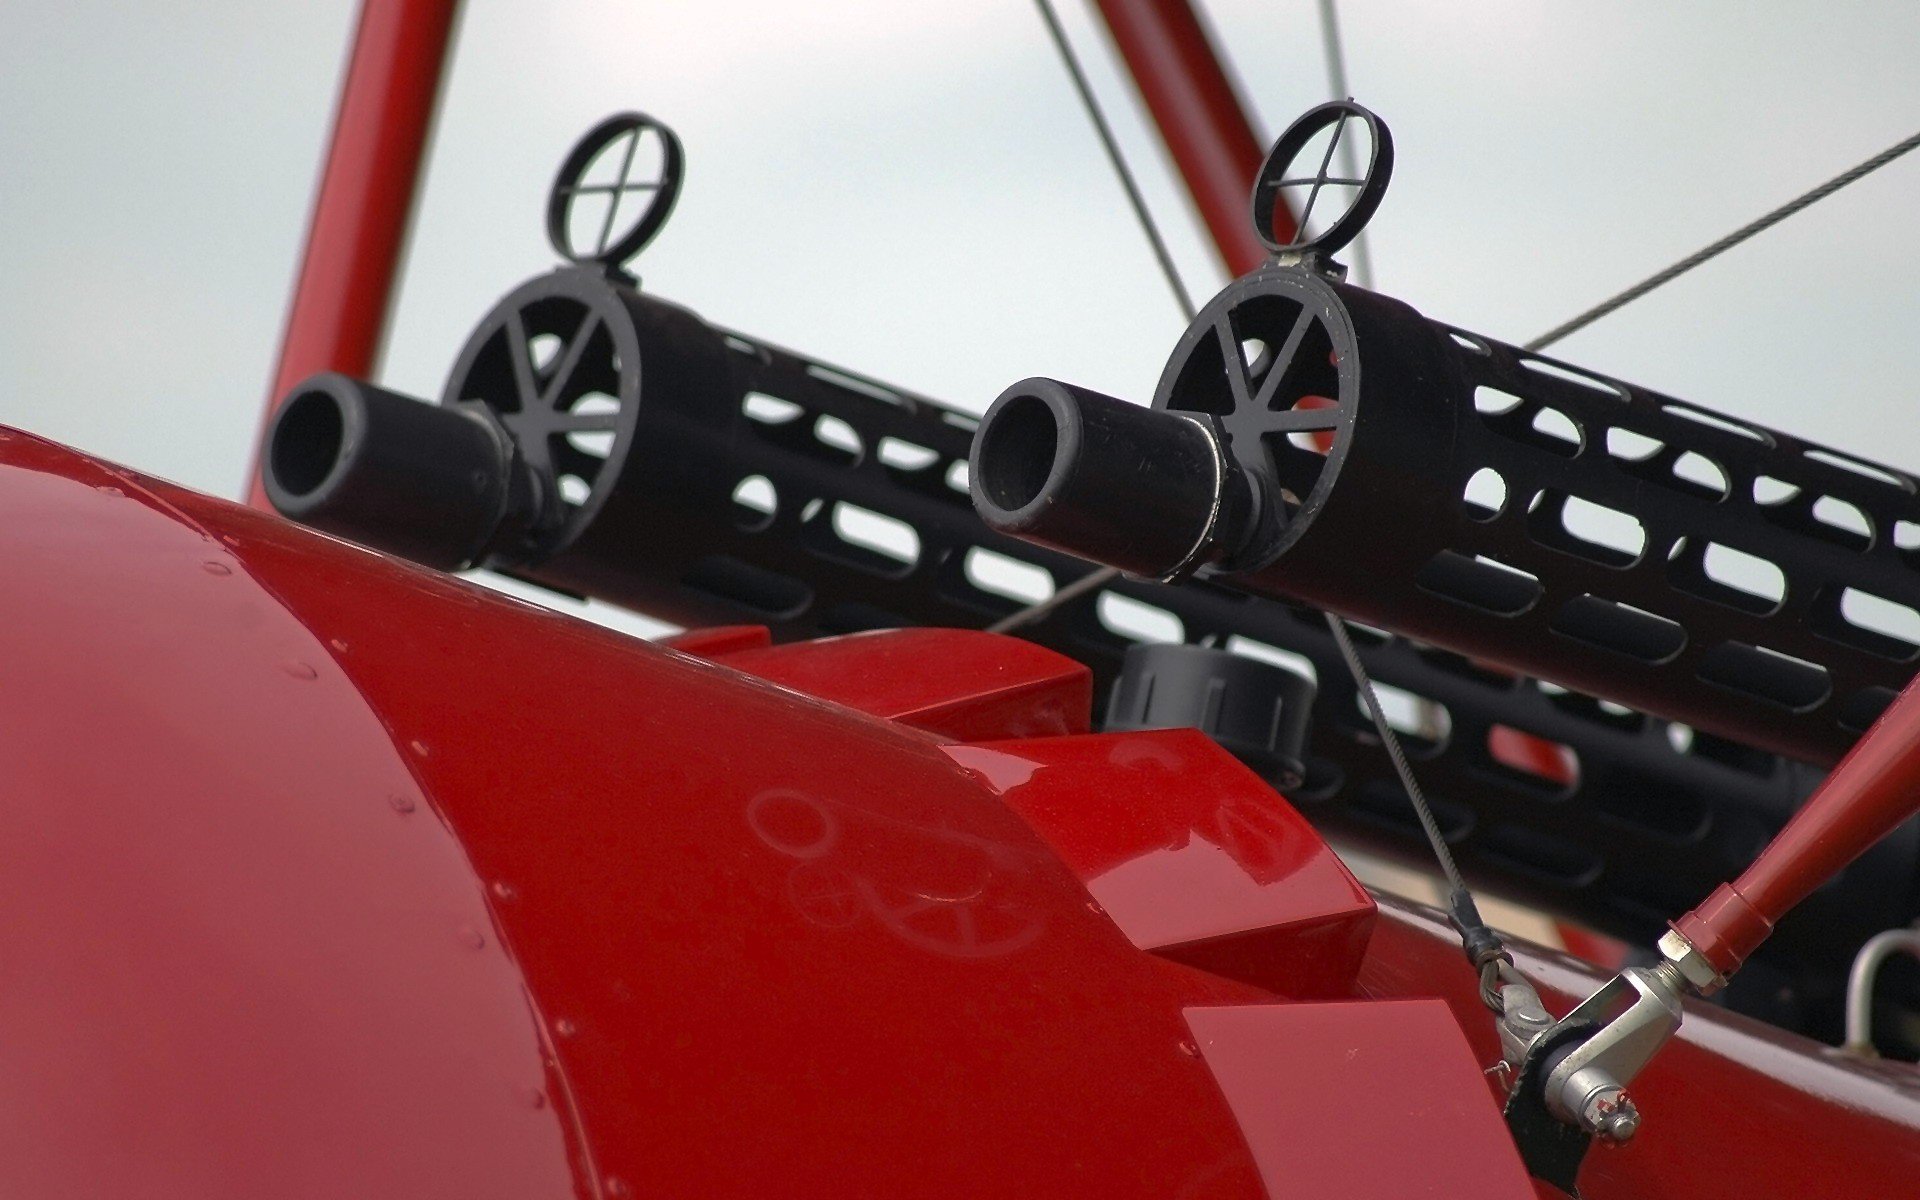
left=961, top=730, right=1375, bottom=1000
left=1360, top=893, right=1920, bottom=1198
left=658, top=624, right=772, bottom=657
left=1552, top=921, right=1631, bottom=972
left=0, top=431, right=578, bottom=1198
left=247, top=0, right=458, bottom=507
left=2, top=429, right=1300, bottom=1197
left=714, top=627, right=1093, bottom=741
left=1187, top=1001, right=1535, bottom=1199
left=179, top=507, right=1274, bottom=1197
left=1092, top=0, right=1275, bottom=276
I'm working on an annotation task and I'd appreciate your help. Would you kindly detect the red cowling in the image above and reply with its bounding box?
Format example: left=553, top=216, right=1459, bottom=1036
left=0, top=424, right=1916, bottom=1198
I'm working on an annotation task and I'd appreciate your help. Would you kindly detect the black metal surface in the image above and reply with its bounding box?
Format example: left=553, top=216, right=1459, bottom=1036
left=437, top=267, right=738, bottom=578
left=1250, top=99, right=1393, bottom=261
left=1106, top=643, right=1314, bottom=789
left=263, top=372, right=516, bottom=572
left=979, top=262, right=1920, bottom=769
left=545, top=112, right=684, bottom=274
left=972, top=378, right=1244, bottom=579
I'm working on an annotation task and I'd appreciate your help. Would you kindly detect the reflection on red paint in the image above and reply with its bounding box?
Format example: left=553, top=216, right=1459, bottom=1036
left=1489, top=723, right=1579, bottom=786
left=1297, top=393, right=1339, bottom=454
left=960, top=730, right=1376, bottom=1000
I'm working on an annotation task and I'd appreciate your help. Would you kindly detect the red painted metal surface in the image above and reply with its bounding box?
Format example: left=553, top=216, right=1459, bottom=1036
left=11, top=423, right=1920, bottom=1196
left=658, top=624, right=772, bottom=657
left=0, top=431, right=574, bottom=1198
left=1187, top=1001, right=1535, bottom=1198
left=246, top=0, right=459, bottom=507
left=960, top=730, right=1374, bottom=1001
left=1091, top=0, right=1277, bottom=277
left=1553, top=921, right=1632, bottom=972
left=1361, top=894, right=1920, bottom=1198
left=715, top=628, right=1093, bottom=742
left=1676, top=673, right=1920, bottom=979
left=0, top=427, right=1362, bottom=1198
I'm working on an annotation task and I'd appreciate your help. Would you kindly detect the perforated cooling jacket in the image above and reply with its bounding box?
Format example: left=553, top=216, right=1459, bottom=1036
left=1145, top=269, right=1920, bottom=770
left=468, top=282, right=1919, bottom=1040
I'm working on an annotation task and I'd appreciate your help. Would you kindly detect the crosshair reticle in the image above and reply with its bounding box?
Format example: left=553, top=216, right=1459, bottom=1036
left=545, top=112, right=685, bottom=271
left=1250, top=100, right=1393, bottom=259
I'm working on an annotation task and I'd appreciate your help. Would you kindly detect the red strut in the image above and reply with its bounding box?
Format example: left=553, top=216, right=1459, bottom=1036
left=247, top=0, right=460, bottom=507
left=1674, top=678, right=1920, bottom=979
left=1090, top=0, right=1280, bottom=277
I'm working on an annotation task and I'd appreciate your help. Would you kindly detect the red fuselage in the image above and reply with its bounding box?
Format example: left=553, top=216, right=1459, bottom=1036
left=2, top=425, right=1916, bottom=1197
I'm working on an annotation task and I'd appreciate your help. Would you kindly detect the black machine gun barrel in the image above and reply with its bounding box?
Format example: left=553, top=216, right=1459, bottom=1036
left=969, top=262, right=1920, bottom=770
left=972, top=377, right=1253, bottom=579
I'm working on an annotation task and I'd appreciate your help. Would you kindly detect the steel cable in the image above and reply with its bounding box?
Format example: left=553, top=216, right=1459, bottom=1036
left=1527, top=127, right=1920, bottom=351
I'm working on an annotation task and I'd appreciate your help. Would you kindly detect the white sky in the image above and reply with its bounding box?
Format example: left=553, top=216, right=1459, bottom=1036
left=4, top=1, right=1917, bottom=542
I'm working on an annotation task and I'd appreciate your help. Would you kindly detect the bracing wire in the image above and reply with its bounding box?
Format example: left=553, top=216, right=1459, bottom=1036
left=1323, top=613, right=1465, bottom=894
left=1323, top=610, right=1503, bottom=988
left=1527, top=126, right=1920, bottom=351
left=1314, top=0, right=1371, bottom=288
left=987, top=559, right=1118, bottom=634
left=1032, top=0, right=1198, bottom=323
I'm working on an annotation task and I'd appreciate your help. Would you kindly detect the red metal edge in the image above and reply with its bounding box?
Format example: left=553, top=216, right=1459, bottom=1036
left=954, top=728, right=1375, bottom=1001
left=246, top=0, right=460, bottom=507
left=1090, top=0, right=1280, bottom=276
left=712, top=628, right=1093, bottom=742
left=658, top=625, right=773, bottom=658
left=1553, top=921, right=1631, bottom=972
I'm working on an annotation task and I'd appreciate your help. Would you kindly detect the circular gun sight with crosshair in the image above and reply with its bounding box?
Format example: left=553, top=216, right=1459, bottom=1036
left=545, top=111, right=686, bottom=278
left=1251, top=99, right=1393, bottom=277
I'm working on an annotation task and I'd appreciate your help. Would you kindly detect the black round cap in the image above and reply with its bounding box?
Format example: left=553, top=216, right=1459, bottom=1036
left=1105, top=642, right=1317, bottom=790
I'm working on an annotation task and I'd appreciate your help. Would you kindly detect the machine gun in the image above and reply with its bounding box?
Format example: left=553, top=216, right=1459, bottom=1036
left=263, top=110, right=1920, bottom=1052
left=967, top=101, right=1920, bottom=1185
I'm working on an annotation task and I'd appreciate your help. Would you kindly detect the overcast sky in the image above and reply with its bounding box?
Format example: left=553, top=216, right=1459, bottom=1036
left=4, top=1, right=1917, bottom=589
